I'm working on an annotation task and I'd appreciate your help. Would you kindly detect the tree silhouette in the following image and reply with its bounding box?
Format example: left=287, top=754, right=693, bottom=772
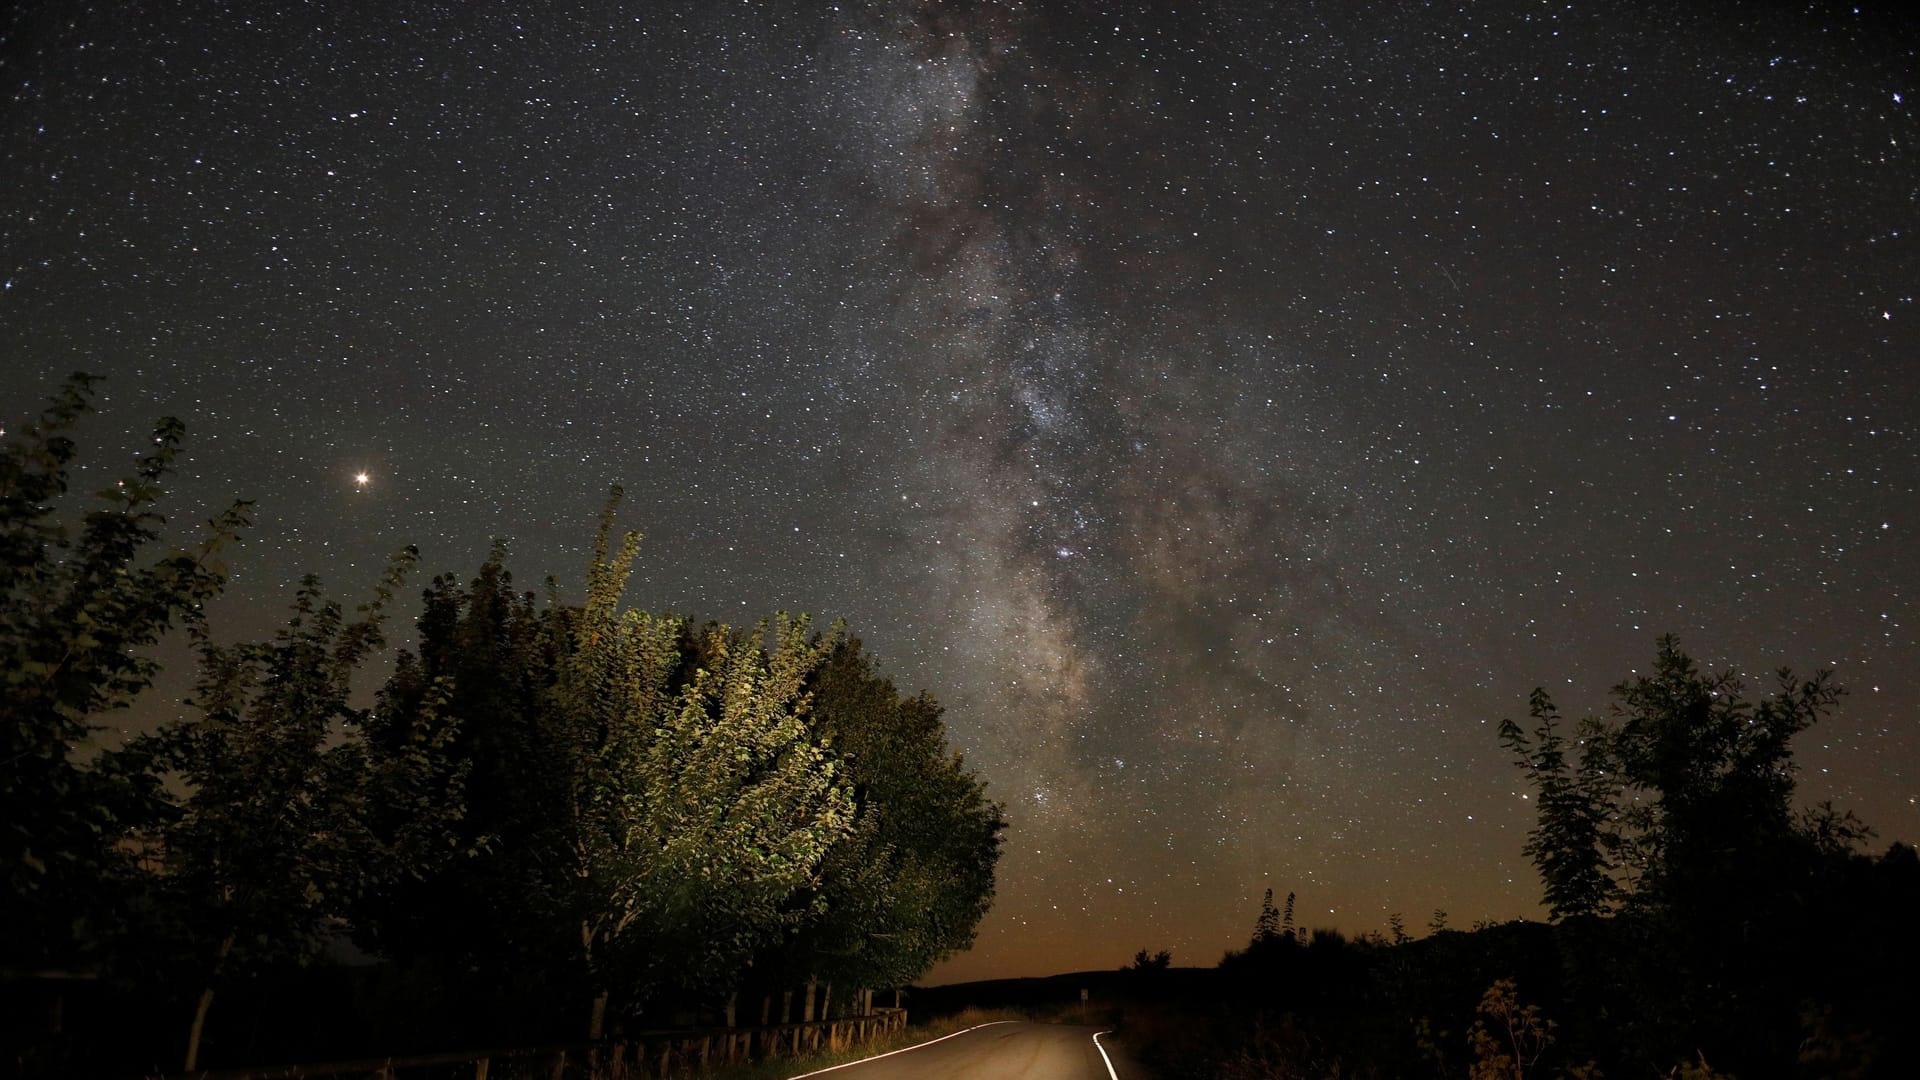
left=137, top=552, right=465, bottom=1070
left=1499, top=689, right=1614, bottom=919
left=1127, top=948, right=1172, bottom=972
left=1, top=374, right=249, bottom=975
left=1601, top=636, right=1849, bottom=915
left=1253, top=887, right=1281, bottom=945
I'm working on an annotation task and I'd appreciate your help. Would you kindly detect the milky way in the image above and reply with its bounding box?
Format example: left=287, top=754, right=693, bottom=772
left=3, top=2, right=1915, bottom=981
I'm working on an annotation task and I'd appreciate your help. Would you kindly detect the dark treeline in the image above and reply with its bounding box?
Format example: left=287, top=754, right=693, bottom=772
left=1, top=377, right=1004, bottom=1077
left=1100, top=640, right=1919, bottom=1078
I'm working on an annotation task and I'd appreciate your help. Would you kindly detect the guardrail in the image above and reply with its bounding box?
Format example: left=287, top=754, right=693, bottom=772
left=154, top=1006, right=908, bottom=1080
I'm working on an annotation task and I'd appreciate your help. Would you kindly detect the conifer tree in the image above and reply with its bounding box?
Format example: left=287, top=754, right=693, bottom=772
left=1253, top=887, right=1281, bottom=945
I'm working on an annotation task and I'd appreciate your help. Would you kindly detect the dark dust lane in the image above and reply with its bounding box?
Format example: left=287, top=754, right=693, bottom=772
left=794, top=1021, right=1135, bottom=1080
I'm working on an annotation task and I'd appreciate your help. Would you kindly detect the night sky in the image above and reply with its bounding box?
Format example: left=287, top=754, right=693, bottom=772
left=3, top=2, right=1915, bottom=984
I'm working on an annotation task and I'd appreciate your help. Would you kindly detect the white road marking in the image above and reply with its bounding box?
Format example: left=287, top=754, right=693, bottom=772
left=785, top=1019, right=1020, bottom=1078
left=1092, top=1029, right=1120, bottom=1080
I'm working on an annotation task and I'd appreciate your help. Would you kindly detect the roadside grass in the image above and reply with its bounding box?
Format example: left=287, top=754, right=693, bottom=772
left=701, top=1006, right=1036, bottom=1080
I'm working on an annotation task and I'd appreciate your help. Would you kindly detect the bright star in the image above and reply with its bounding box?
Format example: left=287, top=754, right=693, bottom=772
left=354, top=471, right=370, bottom=487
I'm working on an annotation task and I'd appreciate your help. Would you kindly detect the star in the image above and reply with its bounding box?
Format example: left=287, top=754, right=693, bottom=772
left=1, top=0, right=1911, bottom=988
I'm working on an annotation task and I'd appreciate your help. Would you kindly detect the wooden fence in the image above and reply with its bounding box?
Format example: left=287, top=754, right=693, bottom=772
left=154, top=1007, right=908, bottom=1080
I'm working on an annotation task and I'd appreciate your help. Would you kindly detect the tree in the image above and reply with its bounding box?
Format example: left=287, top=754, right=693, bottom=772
left=759, top=639, right=1004, bottom=1004
left=350, top=546, right=564, bottom=984
left=1501, top=636, right=1883, bottom=1069
left=1601, top=636, right=1849, bottom=912
left=356, top=499, right=997, bottom=1037
left=137, top=553, right=465, bottom=1070
left=2, top=373, right=249, bottom=973
left=1389, top=913, right=1410, bottom=946
left=1507, top=638, right=1865, bottom=923
left=1253, top=887, right=1281, bottom=945
left=547, top=496, right=855, bottom=1037
left=1499, top=689, right=1615, bottom=919
left=1126, top=948, right=1172, bottom=972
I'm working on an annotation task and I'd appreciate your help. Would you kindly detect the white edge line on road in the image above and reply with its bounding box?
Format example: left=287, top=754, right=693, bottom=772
left=1092, top=1029, right=1121, bottom=1080
left=785, top=1019, right=1020, bottom=1078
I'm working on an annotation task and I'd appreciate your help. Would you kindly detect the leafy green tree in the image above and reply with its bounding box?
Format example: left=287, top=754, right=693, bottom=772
left=758, top=639, right=1004, bottom=1002
left=2, top=374, right=248, bottom=973
left=1499, top=689, right=1615, bottom=919
left=549, top=498, right=856, bottom=1037
left=137, top=553, right=465, bottom=1070
left=360, top=501, right=993, bottom=1037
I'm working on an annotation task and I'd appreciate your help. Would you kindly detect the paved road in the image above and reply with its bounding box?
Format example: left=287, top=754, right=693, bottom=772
left=793, top=1021, right=1137, bottom=1080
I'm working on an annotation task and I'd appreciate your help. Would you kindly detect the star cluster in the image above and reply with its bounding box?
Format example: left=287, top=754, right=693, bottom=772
left=3, top=2, right=1914, bottom=982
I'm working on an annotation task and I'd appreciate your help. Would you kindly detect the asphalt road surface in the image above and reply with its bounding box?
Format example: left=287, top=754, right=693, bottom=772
left=792, top=1021, right=1139, bottom=1080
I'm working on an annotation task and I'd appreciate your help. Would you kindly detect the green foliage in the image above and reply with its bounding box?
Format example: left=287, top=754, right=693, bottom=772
left=761, top=638, right=1005, bottom=993
left=357, top=501, right=1003, bottom=1036
left=360, top=495, right=875, bottom=1036
left=1, top=373, right=249, bottom=971
left=5, top=376, right=999, bottom=1064
left=552, top=501, right=858, bottom=1033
